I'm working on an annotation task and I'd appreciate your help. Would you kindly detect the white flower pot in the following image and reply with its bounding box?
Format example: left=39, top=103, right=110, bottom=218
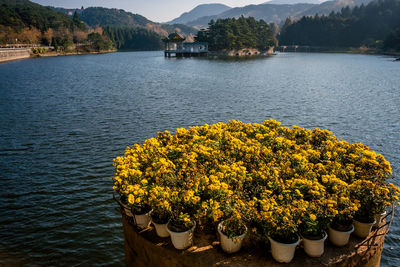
left=217, top=221, right=247, bottom=254
left=152, top=220, right=170, bottom=238
left=167, top=221, right=196, bottom=250
left=373, top=211, right=387, bottom=228
left=353, top=219, right=376, bottom=238
left=302, top=232, right=327, bottom=257
left=134, top=210, right=152, bottom=229
left=268, top=235, right=300, bottom=263
left=121, top=202, right=133, bottom=217
left=328, top=224, right=354, bottom=247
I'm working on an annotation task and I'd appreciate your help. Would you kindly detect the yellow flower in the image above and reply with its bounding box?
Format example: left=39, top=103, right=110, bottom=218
left=310, top=214, right=316, bottom=221
left=128, top=194, right=135, bottom=205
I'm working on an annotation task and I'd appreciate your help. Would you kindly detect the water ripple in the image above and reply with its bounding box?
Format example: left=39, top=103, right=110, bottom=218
left=0, top=52, right=399, bottom=266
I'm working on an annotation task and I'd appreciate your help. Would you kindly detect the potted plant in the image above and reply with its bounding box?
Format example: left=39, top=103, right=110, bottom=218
left=149, top=186, right=172, bottom=237
left=127, top=183, right=152, bottom=229
left=373, top=183, right=400, bottom=228
left=259, top=193, right=300, bottom=263
left=166, top=189, right=198, bottom=250
left=299, top=213, right=328, bottom=257
left=119, top=194, right=133, bottom=217
left=217, top=208, right=247, bottom=254
left=349, top=180, right=379, bottom=238
left=267, top=231, right=300, bottom=263
left=321, top=175, right=358, bottom=246
left=167, top=212, right=196, bottom=250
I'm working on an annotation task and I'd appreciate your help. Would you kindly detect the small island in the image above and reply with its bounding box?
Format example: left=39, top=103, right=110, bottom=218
left=196, top=17, right=276, bottom=57
left=163, top=17, right=277, bottom=58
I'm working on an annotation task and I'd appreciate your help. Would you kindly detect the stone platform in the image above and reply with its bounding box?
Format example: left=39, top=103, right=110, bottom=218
left=122, top=213, right=389, bottom=267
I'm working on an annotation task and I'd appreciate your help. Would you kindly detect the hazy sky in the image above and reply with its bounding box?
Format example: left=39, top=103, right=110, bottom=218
left=32, top=0, right=271, bottom=22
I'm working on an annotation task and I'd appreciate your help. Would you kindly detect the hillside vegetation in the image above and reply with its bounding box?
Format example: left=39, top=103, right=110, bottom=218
left=172, top=0, right=374, bottom=28
left=103, top=26, right=163, bottom=51
left=0, top=0, right=113, bottom=51
left=196, top=17, right=276, bottom=51
left=278, top=0, right=400, bottom=52
left=53, top=6, right=198, bottom=51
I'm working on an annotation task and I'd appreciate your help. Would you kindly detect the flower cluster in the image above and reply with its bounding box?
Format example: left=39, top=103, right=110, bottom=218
left=112, top=119, right=398, bottom=239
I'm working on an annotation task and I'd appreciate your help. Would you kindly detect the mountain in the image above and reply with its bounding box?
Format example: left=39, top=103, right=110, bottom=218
left=80, top=7, right=152, bottom=28
left=167, top=3, right=231, bottom=24
left=279, top=0, right=400, bottom=51
left=53, top=7, right=198, bottom=38
left=185, top=3, right=317, bottom=28
left=266, top=0, right=323, bottom=4
left=0, top=0, right=113, bottom=51
left=0, top=0, right=82, bottom=32
left=175, top=0, right=375, bottom=28
left=299, top=0, right=374, bottom=16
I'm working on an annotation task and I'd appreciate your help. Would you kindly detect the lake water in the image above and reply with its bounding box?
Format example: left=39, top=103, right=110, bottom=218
left=0, top=51, right=399, bottom=266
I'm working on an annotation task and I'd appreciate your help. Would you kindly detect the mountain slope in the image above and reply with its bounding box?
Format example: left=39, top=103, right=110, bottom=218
left=179, top=0, right=375, bottom=28
left=167, top=3, right=231, bottom=24
left=80, top=7, right=151, bottom=28
left=299, top=0, right=374, bottom=16
left=266, top=0, right=323, bottom=4
left=279, top=0, right=400, bottom=49
left=0, top=0, right=80, bottom=31
left=0, top=0, right=114, bottom=51
left=186, top=3, right=316, bottom=28
left=54, top=7, right=198, bottom=38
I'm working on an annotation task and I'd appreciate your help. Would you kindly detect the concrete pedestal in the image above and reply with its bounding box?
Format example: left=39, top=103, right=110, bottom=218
left=122, top=215, right=386, bottom=267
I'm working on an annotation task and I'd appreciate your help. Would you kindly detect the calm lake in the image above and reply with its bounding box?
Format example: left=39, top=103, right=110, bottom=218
left=0, top=51, right=399, bottom=266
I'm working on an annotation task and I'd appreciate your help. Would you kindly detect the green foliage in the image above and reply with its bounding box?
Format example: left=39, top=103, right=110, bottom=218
left=32, top=47, right=45, bottom=54
left=87, top=32, right=113, bottom=51
left=72, top=11, right=87, bottom=31
left=79, top=7, right=197, bottom=36
left=0, top=0, right=113, bottom=52
left=161, top=24, right=197, bottom=37
left=0, top=0, right=81, bottom=31
left=384, top=27, right=400, bottom=51
left=103, top=26, right=163, bottom=51
left=195, top=16, right=276, bottom=51
left=278, top=0, right=400, bottom=51
left=80, top=7, right=151, bottom=28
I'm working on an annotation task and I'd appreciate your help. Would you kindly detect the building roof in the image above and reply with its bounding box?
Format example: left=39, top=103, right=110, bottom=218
left=163, top=32, right=185, bottom=42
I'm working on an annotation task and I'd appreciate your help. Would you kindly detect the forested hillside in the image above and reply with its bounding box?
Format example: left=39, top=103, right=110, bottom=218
left=0, top=0, right=113, bottom=51
left=80, top=7, right=151, bottom=28
left=0, top=0, right=84, bottom=32
left=53, top=6, right=198, bottom=51
left=278, top=0, right=400, bottom=51
left=103, top=26, right=163, bottom=51
left=196, top=17, right=276, bottom=51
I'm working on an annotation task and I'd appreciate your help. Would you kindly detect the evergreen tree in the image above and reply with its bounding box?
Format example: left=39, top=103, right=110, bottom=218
left=278, top=0, right=400, bottom=51
left=197, top=17, right=275, bottom=51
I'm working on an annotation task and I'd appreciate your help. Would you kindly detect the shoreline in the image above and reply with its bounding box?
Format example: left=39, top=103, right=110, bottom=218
left=276, top=46, right=400, bottom=57
left=1, top=48, right=399, bottom=64
left=32, top=49, right=117, bottom=58
left=0, top=48, right=117, bottom=64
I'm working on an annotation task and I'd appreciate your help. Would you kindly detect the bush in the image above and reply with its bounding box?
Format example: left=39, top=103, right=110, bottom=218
left=112, top=119, right=398, bottom=240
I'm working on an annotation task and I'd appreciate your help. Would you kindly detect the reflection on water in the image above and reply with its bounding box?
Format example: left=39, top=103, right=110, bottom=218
left=0, top=51, right=399, bottom=266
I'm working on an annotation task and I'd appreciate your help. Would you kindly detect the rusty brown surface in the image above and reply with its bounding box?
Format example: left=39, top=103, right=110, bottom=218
left=122, top=213, right=387, bottom=267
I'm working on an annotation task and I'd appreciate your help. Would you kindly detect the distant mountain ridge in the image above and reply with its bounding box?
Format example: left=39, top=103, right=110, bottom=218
left=52, top=7, right=198, bottom=38
left=171, top=0, right=375, bottom=28
left=166, top=3, right=231, bottom=24
left=298, top=0, right=374, bottom=17
left=185, top=3, right=317, bottom=28
left=265, top=0, right=323, bottom=4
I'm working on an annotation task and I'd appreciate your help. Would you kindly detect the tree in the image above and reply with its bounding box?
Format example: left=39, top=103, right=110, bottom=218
left=196, top=17, right=275, bottom=51
left=278, top=0, right=400, bottom=49
left=384, top=27, right=400, bottom=51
